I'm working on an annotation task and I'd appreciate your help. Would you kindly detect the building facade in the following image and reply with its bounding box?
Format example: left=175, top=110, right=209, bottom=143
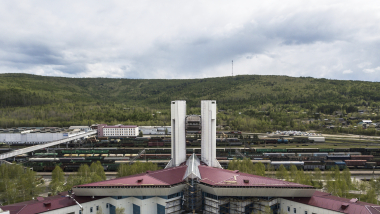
left=139, top=126, right=171, bottom=135
left=0, top=127, right=84, bottom=144
left=97, top=124, right=139, bottom=138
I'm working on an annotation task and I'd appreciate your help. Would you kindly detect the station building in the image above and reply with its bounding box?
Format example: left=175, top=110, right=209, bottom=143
left=1, top=100, right=380, bottom=214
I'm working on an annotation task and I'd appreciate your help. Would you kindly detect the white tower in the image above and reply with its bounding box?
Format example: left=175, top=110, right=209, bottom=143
left=201, top=100, right=220, bottom=168
left=171, top=100, right=187, bottom=167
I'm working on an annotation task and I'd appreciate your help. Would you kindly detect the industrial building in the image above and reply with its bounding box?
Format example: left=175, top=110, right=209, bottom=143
left=1, top=100, right=380, bottom=214
left=139, top=126, right=171, bottom=135
left=97, top=124, right=139, bottom=138
left=0, top=127, right=86, bottom=145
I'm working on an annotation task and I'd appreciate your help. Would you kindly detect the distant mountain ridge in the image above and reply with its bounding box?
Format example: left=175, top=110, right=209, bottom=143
left=0, top=73, right=379, bottom=129
left=1, top=73, right=379, bottom=109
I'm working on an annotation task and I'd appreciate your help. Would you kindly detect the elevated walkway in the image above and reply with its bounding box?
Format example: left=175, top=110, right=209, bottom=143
left=0, top=130, right=97, bottom=160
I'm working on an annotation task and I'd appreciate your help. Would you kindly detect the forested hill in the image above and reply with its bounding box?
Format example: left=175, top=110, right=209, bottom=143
left=0, top=73, right=379, bottom=131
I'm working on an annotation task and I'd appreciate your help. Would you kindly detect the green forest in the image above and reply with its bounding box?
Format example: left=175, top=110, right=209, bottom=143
left=0, top=161, right=160, bottom=205
left=1, top=73, right=379, bottom=133
left=228, top=158, right=380, bottom=205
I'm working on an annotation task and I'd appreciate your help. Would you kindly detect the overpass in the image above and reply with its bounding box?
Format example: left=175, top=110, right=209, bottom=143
left=0, top=130, right=97, bottom=160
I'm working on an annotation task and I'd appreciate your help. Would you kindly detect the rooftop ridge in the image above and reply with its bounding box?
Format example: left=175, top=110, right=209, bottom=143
left=147, top=165, right=188, bottom=185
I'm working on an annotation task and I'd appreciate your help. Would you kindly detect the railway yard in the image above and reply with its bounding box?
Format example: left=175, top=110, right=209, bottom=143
left=1, top=132, right=380, bottom=172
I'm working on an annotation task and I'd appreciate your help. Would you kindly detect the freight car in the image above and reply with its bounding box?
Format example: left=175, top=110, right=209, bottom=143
left=270, top=161, right=304, bottom=170
left=344, top=160, right=366, bottom=167
left=325, top=161, right=347, bottom=170
left=303, top=161, right=325, bottom=171
left=350, top=155, right=374, bottom=161
left=326, top=155, right=350, bottom=161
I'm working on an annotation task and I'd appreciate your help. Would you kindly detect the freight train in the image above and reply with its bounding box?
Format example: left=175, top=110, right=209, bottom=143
left=13, top=146, right=380, bottom=172
left=23, top=154, right=380, bottom=172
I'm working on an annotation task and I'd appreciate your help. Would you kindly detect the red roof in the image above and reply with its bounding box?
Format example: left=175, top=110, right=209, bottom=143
left=283, top=191, right=380, bottom=214
left=103, top=125, right=137, bottom=128
left=0, top=192, right=105, bottom=214
left=76, top=165, right=187, bottom=187
left=198, top=166, right=314, bottom=188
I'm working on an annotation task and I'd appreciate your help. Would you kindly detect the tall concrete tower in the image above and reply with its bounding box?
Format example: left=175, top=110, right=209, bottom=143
left=201, top=100, right=219, bottom=167
left=171, top=100, right=187, bottom=167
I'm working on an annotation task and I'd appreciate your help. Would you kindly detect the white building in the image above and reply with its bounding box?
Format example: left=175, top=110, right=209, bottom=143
left=0, top=128, right=84, bottom=144
left=69, top=126, right=92, bottom=132
left=139, top=126, right=171, bottom=135
left=362, top=120, right=373, bottom=124
left=201, top=100, right=220, bottom=168
left=97, top=124, right=139, bottom=137
left=170, top=100, right=187, bottom=167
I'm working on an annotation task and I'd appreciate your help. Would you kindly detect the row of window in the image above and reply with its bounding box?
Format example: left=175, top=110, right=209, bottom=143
left=78, top=205, right=101, bottom=214
left=104, top=128, right=137, bottom=131
left=104, top=134, right=136, bottom=136
left=287, top=206, right=317, bottom=214
left=111, top=194, right=182, bottom=200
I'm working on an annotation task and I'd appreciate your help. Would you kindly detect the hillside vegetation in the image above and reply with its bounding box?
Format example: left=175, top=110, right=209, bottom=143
left=0, top=73, right=379, bottom=133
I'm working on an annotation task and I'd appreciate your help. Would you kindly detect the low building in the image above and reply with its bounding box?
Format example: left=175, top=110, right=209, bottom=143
left=97, top=124, right=139, bottom=138
left=308, top=136, right=325, bottom=142
left=139, top=126, right=171, bottom=135
left=69, top=126, right=92, bottom=132
left=0, top=127, right=84, bottom=144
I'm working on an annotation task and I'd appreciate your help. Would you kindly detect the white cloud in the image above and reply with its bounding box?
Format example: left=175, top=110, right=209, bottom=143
left=363, top=67, right=380, bottom=73
left=0, top=0, right=380, bottom=81
left=343, top=69, right=353, bottom=74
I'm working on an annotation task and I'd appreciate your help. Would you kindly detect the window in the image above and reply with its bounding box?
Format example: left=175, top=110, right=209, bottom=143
left=106, top=203, right=109, bottom=208
left=90, top=207, right=93, bottom=212
left=294, top=208, right=296, bottom=213
left=96, top=206, right=99, bottom=211
left=79, top=211, right=82, bottom=214
left=305, top=211, right=308, bottom=214
left=288, top=207, right=290, bottom=212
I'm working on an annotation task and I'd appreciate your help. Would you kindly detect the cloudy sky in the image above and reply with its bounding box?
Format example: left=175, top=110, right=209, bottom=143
left=1, top=0, right=380, bottom=81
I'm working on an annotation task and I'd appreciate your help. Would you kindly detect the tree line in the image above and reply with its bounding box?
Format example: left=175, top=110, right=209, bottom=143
left=228, top=158, right=380, bottom=204
left=0, top=164, right=43, bottom=205
left=0, top=161, right=160, bottom=205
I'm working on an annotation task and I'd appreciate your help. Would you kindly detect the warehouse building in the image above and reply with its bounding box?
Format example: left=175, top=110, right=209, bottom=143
left=0, top=127, right=85, bottom=144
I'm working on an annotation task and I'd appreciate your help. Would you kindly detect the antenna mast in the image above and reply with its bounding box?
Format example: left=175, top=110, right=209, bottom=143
left=232, top=60, right=233, bottom=77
